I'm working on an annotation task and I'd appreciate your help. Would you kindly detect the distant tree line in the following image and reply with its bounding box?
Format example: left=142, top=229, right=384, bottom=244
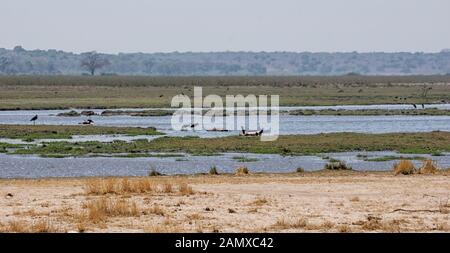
left=0, top=46, right=449, bottom=76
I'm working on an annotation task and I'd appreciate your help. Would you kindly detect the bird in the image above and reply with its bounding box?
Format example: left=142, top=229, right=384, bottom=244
left=421, top=104, right=425, bottom=109
left=412, top=104, right=417, bottom=109
left=181, top=123, right=199, bottom=130
left=30, top=114, right=38, bottom=125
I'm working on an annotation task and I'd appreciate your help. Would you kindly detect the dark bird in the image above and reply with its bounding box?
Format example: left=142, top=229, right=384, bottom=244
left=181, top=123, right=199, bottom=130
left=412, top=104, right=417, bottom=109
left=80, top=119, right=94, bottom=125
left=30, top=114, right=38, bottom=125
left=159, top=94, right=164, bottom=97
left=421, top=104, right=425, bottom=109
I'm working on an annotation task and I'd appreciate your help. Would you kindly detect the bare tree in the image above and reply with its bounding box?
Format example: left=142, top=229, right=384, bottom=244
left=80, top=52, right=110, bottom=75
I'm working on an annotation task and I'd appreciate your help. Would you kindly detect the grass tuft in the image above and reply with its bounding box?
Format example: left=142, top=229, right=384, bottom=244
left=235, top=167, right=250, bottom=175
left=419, top=159, right=439, bottom=174
left=393, top=160, right=416, bottom=175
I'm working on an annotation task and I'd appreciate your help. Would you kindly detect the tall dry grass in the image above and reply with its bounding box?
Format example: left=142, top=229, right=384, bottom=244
left=393, top=160, right=416, bottom=175
left=178, top=183, right=195, bottom=195
left=419, top=159, right=440, bottom=174
left=0, top=219, right=58, bottom=233
left=85, top=197, right=140, bottom=223
left=85, top=178, right=197, bottom=197
left=85, top=178, right=154, bottom=195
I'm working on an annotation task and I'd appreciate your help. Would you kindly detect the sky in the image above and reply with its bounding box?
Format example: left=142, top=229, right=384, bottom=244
left=1, top=0, right=450, bottom=53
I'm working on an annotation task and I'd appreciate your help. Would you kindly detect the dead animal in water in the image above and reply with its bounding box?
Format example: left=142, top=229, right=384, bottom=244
left=240, top=127, right=263, bottom=136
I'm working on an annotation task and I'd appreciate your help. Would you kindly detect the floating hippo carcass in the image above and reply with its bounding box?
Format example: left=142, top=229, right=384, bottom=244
left=240, top=127, right=264, bottom=136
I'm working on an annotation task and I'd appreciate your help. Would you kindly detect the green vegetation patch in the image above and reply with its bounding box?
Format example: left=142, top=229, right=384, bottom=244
left=232, top=156, right=259, bottom=162
left=289, top=108, right=450, bottom=116
left=365, top=155, right=427, bottom=162
left=0, top=125, right=163, bottom=141
left=9, top=132, right=450, bottom=157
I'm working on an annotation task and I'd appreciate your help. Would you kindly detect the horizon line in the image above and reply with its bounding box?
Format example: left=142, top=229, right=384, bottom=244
left=3, top=46, right=449, bottom=55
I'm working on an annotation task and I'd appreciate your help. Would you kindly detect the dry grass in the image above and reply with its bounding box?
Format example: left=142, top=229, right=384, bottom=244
left=337, top=224, right=351, bottom=233
left=85, top=197, right=140, bottom=223
left=85, top=178, right=196, bottom=197
left=85, top=178, right=154, bottom=195
left=4, top=220, right=28, bottom=233
left=145, top=224, right=183, bottom=233
left=320, top=221, right=335, bottom=230
left=439, top=198, right=450, bottom=214
left=436, top=222, right=449, bottom=231
left=0, top=219, right=58, bottom=233
left=360, top=216, right=403, bottom=232
left=393, top=160, right=416, bottom=175
left=250, top=197, right=269, bottom=206
left=32, top=219, right=58, bottom=233
left=361, top=216, right=383, bottom=231
left=186, top=213, right=204, bottom=220
left=419, top=159, right=440, bottom=174
left=178, top=183, right=195, bottom=195
left=235, top=167, right=249, bottom=175
left=162, top=183, right=173, bottom=193
left=382, top=220, right=402, bottom=233
left=147, top=205, right=165, bottom=216
left=273, top=217, right=308, bottom=230
left=350, top=196, right=360, bottom=202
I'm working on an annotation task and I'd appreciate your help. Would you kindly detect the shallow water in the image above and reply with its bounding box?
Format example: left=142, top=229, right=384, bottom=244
left=1, top=114, right=450, bottom=139
left=1, top=104, right=450, bottom=139
left=0, top=135, right=161, bottom=145
left=1, top=152, right=449, bottom=179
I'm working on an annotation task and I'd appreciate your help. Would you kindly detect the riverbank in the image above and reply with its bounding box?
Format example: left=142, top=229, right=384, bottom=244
left=289, top=108, right=450, bottom=116
left=1, top=171, right=449, bottom=233
left=1, top=76, right=449, bottom=110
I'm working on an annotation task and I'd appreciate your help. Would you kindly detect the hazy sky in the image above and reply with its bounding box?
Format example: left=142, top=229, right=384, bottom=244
left=1, top=0, right=450, bottom=53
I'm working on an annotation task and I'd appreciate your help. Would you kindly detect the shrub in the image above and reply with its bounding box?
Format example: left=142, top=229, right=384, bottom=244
left=324, top=161, right=352, bottom=171
left=393, top=160, right=416, bottom=175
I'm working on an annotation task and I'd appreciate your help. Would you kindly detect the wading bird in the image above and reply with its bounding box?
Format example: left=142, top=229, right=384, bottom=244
left=30, top=114, right=38, bottom=125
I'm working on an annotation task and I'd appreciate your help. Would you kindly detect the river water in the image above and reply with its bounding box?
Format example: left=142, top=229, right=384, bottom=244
left=1, top=104, right=449, bottom=178
left=1, top=106, right=450, bottom=137
left=1, top=152, right=449, bottom=179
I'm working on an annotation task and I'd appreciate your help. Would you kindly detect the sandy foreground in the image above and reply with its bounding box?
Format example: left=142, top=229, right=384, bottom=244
left=1, top=171, right=450, bottom=233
